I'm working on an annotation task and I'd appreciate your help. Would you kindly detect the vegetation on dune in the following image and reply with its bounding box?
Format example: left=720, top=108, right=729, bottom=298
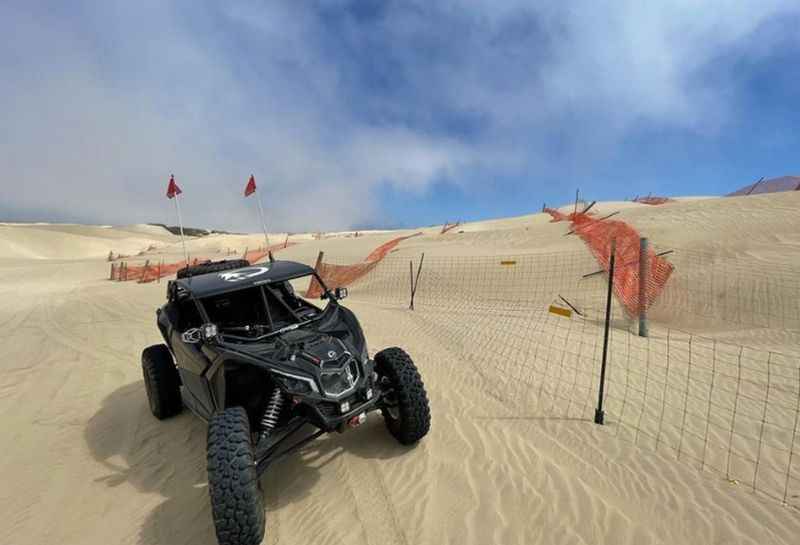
left=147, top=223, right=243, bottom=237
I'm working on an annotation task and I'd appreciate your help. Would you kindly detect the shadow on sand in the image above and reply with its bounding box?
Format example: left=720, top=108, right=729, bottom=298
left=85, top=381, right=408, bottom=545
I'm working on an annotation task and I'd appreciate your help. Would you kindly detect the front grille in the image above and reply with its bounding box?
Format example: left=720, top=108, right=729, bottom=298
left=317, top=401, right=339, bottom=418
left=319, top=355, right=359, bottom=398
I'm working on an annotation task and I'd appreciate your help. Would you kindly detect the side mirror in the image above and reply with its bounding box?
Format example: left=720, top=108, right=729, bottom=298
left=181, top=323, right=218, bottom=344
left=167, top=280, right=177, bottom=302
left=335, top=287, right=348, bottom=300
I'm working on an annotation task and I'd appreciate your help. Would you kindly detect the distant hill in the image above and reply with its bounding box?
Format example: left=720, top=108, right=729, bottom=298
left=147, top=223, right=241, bottom=237
left=728, top=176, right=800, bottom=196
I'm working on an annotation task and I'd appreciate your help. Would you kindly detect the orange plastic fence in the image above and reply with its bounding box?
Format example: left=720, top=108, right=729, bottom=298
left=110, top=242, right=296, bottom=283
left=120, top=258, right=206, bottom=283
left=306, top=233, right=422, bottom=298
left=242, top=243, right=296, bottom=266
left=543, top=207, right=580, bottom=223
left=544, top=209, right=673, bottom=316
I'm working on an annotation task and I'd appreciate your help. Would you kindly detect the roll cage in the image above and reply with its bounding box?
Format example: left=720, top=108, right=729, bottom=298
left=167, top=268, right=338, bottom=340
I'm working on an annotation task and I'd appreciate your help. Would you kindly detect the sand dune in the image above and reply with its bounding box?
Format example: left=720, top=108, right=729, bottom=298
left=0, top=223, right=179, bottom=260
left=1, top=192, right=799, bottom=545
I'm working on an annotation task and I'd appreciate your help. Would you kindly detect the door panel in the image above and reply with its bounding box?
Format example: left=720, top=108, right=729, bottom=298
left=170, top=330, right=216, bottom=418
left=179, top=369, right=214, bottom=420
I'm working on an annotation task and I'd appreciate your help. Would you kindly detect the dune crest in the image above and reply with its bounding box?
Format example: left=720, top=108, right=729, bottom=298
left=2, top=192, right=800, bottom=545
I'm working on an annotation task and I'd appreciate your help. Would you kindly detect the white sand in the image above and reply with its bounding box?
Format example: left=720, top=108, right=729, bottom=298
left=1, top=192, right=799, bottom=545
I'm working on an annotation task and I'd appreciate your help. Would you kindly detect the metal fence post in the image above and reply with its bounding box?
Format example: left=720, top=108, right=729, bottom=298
left=595, top=238, right=616, bottom=425
left=638, top=237, right=649, bottom=337
left=409, top=260, right=415, bottom=309
left=408, top=253, right=425, bottom=310
left=414, top=253, right=425, bottom=307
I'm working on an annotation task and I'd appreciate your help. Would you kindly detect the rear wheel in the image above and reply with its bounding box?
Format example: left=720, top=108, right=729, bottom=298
left=141, top=344, right=182, bottom=420
left=207, top=407, right=266, bottom=545
left=375, top=347, right=431, bottom=445
left=176, top=259, right=250, bottom=279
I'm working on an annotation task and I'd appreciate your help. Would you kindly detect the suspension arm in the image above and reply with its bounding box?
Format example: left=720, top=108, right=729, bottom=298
left=256, top=425, right=325, bottom=476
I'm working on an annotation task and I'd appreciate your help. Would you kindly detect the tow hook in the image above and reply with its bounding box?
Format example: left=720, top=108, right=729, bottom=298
left=347, top=412, right=366, bottom=429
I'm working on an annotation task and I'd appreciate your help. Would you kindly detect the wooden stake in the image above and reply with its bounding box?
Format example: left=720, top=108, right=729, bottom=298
left=141, top=260, right=150, bottom=283
left=573, top=188, right=580, bottom=217
left=313, top=251, right=325, bottom=272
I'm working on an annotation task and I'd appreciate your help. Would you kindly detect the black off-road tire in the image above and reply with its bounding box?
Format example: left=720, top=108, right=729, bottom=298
left=141, top=344, right=182, bottom=420
left=176, top=259, right=250, bottom=279
left=207, top=407, right=266, bottom=545
left=375, top=347, right=431, bottom=445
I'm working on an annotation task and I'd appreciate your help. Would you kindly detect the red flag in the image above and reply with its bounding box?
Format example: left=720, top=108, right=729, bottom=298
left=244, top=175, right=257, bottom=197
left=166, top=175, right=182, bottom=199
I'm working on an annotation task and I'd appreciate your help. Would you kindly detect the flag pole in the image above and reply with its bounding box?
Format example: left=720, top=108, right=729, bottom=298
left=254, top=180, right=270, bottom=248
left=172, top=179, right=189, bottom=266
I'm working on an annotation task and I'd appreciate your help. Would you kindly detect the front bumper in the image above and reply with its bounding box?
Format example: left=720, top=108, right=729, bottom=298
left=254, top=384, right=385, bottom=475
left=306, top=385, right=383, bottom=431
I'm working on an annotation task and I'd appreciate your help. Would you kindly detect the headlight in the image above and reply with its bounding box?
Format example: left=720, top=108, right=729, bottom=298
left=320, top=357, right=359, bottom=398
left=272, top=371, right=318, bottom=395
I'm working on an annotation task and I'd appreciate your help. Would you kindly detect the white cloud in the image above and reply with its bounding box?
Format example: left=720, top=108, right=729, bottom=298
left=0, top=1, right=798, bottom=230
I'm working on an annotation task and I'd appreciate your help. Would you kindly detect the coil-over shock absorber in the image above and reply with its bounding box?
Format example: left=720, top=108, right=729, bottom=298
left=259, top=387, right=284, bottom=440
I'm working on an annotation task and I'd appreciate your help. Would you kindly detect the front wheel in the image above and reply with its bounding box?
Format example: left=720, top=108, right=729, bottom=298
left=141, top=344, right=182, bottom=420
left=375, top=347, right=431, bottom=445
left=207, top=407, right=266, bottom=545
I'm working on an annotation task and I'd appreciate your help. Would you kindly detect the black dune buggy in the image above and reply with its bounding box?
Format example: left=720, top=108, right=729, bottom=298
left=141, top=259, right=430, bottom=545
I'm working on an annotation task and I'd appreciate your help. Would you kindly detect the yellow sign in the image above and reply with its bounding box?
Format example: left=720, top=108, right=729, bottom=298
left=500, top=260, right=516, bottom=266
left=548, top=305, right=572, bottom=318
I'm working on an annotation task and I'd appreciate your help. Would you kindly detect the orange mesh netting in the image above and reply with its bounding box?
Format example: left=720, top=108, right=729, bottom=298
left=306, top=233, right=422, bottom=298
left=111, top=242, right=296, bottom=283
left=544, top=208, right=673, bottom=316
left=116, top=258, right=206, bottom=282
left=543, top=207, right=580, bottom=222
left=243, top=242, right=297, bottom=265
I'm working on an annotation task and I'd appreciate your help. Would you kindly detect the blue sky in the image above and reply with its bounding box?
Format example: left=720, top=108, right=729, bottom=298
left=1, top=1, right=799, bottom=232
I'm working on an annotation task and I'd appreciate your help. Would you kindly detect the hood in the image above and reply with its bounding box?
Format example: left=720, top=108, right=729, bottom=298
left=219, top=304, right=367, bottom=376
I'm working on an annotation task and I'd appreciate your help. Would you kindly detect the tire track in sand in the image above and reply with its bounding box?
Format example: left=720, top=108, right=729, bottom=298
left=338, top=453, right=409, bottom=545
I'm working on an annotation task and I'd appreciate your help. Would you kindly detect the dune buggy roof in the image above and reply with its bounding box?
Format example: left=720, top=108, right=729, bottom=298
left=175, top=260, right=317, bottom=298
